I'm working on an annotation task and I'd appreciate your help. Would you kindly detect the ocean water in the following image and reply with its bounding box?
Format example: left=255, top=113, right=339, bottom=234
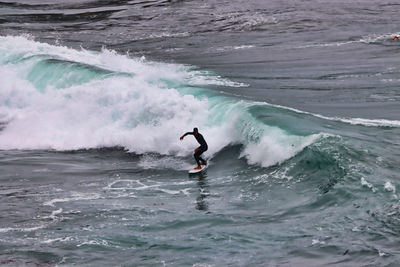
left=1, top=0, right=400, bottom=266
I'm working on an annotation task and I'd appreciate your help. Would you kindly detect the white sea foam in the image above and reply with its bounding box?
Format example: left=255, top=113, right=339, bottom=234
left=361, top=177, right=377, bottom=193
left=296, top=32, right=398, bottom=49
left=264, top=102, right=400, bottom=128
left=0, top=225, right=45, bottom=233
left=0, top=35, right=322, bottom=168
left=44, top=208, right=63, bottom=221
left=213, top=45, right=255, bottom=53
left=311, top=239, right=326, bottom=245
left=32, top=168, right=50, bottom=172
left=297, top=40, right=359, bottom=49
left=384, top=181, right=396, bottom=193
left=77, top=239, right=110, bottom=247
left=105, top=179, right=161, bottom=192
left=379, top=250, right=387, bottom=257
left=330, top=117, right=400, bottom=128
left=44, top=192, right=101, bottom=207
left=41, top=236, right=73, bottom=244
left=241, top=131, right=323, bottom=168
left=148, top=32, right=190, bottom=39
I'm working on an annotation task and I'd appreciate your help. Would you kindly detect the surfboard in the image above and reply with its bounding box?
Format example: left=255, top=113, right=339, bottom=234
left=188, top=165, right=208, bottom=174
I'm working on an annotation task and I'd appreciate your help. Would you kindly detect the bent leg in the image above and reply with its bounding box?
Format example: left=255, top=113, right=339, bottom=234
left=194, top=147, right=207, bottom=165
left=194, top=150, right=201, bottom=166
left=198, top=155, right=206, bottom=165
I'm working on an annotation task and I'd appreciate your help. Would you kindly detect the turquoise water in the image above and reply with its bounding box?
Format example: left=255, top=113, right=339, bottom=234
left=1, top=1, right=400, bottom=266
left=1, top=35, right=399, bottom=266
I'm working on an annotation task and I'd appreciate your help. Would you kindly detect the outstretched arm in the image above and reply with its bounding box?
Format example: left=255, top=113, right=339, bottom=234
left=180, top=132, right=193, bottom=140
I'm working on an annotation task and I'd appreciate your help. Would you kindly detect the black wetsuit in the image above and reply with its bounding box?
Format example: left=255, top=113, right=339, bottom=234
left=183, top=131, right=208, bottom=165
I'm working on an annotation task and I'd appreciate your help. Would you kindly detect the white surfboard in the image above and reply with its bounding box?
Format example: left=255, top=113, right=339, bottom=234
left=188, top=164, right=208, bottom=174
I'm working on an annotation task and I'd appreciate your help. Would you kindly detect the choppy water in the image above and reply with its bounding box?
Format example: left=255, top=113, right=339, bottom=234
left=1, top=0, right=400, bottom=266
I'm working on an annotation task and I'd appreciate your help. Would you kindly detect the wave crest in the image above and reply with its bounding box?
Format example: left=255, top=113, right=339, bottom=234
left=0, top=35, right=321, bottom=167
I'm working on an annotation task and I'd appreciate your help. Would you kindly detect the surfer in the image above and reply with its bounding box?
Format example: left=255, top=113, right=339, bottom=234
left=180, top=128, right=208, bottom=170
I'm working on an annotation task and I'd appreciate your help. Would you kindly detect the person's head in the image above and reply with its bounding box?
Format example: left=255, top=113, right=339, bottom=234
left=193, top=127, right=198, bottom=134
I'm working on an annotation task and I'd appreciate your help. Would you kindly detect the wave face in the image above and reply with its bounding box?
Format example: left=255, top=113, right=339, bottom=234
left=0, top=36, right=323, bottom=167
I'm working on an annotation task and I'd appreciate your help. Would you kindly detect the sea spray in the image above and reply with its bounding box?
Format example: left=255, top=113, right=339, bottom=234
left=0, top=36, right=322, bottom=167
